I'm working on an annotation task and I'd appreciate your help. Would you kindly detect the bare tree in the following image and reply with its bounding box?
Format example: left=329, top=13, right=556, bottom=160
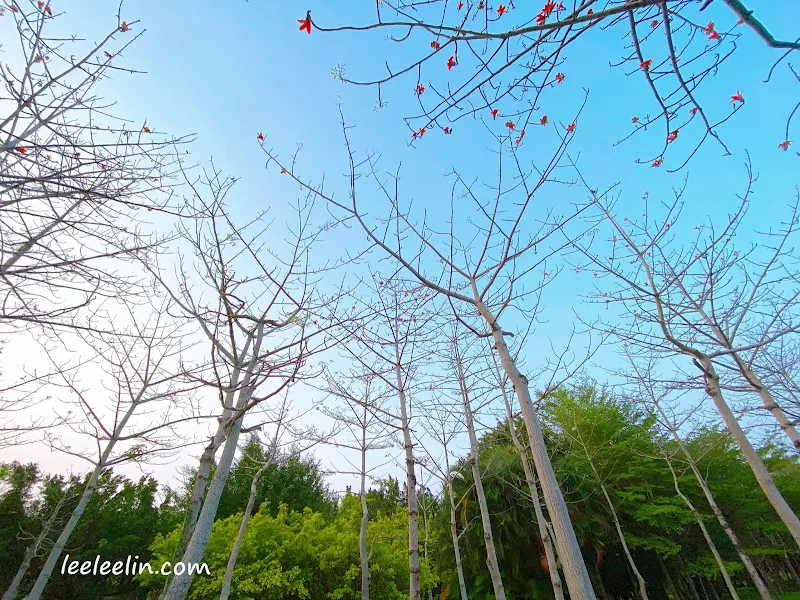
left=21, top=298, right=197, bottom=600
left=265, top=103, right=599, bottom=599
left=571, top=160, right=800, bottom=547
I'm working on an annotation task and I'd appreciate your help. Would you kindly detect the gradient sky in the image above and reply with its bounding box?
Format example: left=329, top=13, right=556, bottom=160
left=2, top=0, right=798, bottom=491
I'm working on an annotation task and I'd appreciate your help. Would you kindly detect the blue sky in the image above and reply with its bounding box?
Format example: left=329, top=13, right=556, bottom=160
left=3, top=0, right=799, bottom=485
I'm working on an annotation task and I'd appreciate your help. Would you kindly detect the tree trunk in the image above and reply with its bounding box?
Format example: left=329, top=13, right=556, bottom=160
left=478, top=296, right=596, bottom=600
left=666, top=414, right=771, bottom=600
left=161, top=325, right=265, bottom=600
left=445, top=451, right=469, bottom=600
left=3, top=490, right=68, bottom=600
left=394, top=358, right=421, bottom=600
left=699, top=356, right=800, bottom=548
left=219, top=457, right=272, bottom=600
left=658, top=556, right=682, bottom=600
left=495, top=363, right=565, bottom=600
left=24, top=395, right=141, bottom=600
left=457, top=358, right=507, bottom=600
left=595, top=475, right=649, bottom=600
left=360, top=404, right=370, bottom=600
left=665, top=457, right=740, bottom=600
left=783, top=553, right=800, bottom=587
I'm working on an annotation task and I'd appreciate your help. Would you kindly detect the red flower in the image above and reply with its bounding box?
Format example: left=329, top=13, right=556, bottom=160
left=120, top=20, right=130, bottom=32
left=100, top=163, right=107, bottom=169
left=702, top=21, right=715, bottom=35
left=478, top=1, right=484, bottom=8
left=730, top=90, right=744, bottom=103
left=37, top=0, right=42, bottom=6
left=430, top=40, right=441, bottom=50
left=505, top=120, right=515, bottom=130
left=16, top=146, right=26, bottom=154
left=418, top=127, right=427, bottom=137
left=447, top=55, right=456, bottom=70
left=142, top=125, right=151, bottom=133
left=640, top=59, right=652, bottom=70
left=443, top=127, right=452, bottom=134
left=411, top=131, right=418, bottom=139
left=566, top=122, right=576, bottom=132
left=555, top=72, right=565, bottom=84
left=298, top=14, right=312, bottom=34
left=103, top=50, right=112, bottom=58
left=667, top=129, right=678, bottom=143
left=44, top=4, right=51, bottom=15
left=542, top=1, right=557, bottom=16
left=281, top=167, right=287, bottom=174
left=650, top=19, right=659, bottom=28
left=416, top=83, right=425, bottom=95
left=778, top=140, right=792, bottom=151
left=540, top=115, right=548, bottom=126
left=536, top=12, right=546, bottom=25
left=587, top=8, right=593, bottom=14
left=651, top=158, right=663, bottom=167
left=736, top=18, right=744, bottom=25
left=631, top=116, right=639, bottom=123
left=557, top=2, right=565, bottom=10
left=689, top=107, right=699, bottom=116
left=497, top=4, right=506, bottom=16
left=257, top=132, right=264, bottom=141
left=9, top=4, right=19, bottom=12
left=491, top=108, right=499, bottom=119
left=515, top=130, right=526, bottom=145
left=457, top=1, right=463, bottom=9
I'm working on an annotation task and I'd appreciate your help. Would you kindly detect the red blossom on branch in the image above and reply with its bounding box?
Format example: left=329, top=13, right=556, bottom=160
left=730, top=90, right=744, bottom=103
left=540, top=115, right=548, bottom=126
left=640, top=59, right=652, bottom=70
left=631, top=116, right=639, bottom=123
left=16, top=146, right=27, bottom=154
left=505, top=120, right=516, bottom=130
left=416, top=83, right=425, bottom=95
left=298, top=13, right=312, bottom=34
left=515, top=130, right=525, bottom=145
left=651, top=158, right=663, bottom=167
left=103, top=51, right=112, bottom=58
left=257, top=132, right=264, bottom=141
left=490, top=108, right=499, bottom=119
left=778, top=140, right=792, bottom=151
left=555, top=72, right=565, bottom=84
left=447, top=55, right=456, bottom=70
left=566, top=122, right=576, bottom=132
left=667, top=129, right=678, bottom=143
left=497, top=5, right=506, bottom=17
left=430, top=40, right=441, bottom=50
left=120, top=21, right=130, bottom=32
left=650, top=19, right=659, bottom=28
left=457, top=1, right=463, bottom=9
left=689, top=107, right=699, bottom=116
left=443, top=127, right=452, bottom=134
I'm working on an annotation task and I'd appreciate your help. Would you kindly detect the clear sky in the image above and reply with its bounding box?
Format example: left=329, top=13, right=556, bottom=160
left=2, top=0, right=798, bottom=490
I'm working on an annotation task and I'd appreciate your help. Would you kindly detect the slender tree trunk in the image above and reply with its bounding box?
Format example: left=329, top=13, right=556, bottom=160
left=664, top=457, right=741, bottom=600
left=219, top=457, right=273, bottom=600
left=595, top=474, right=649, bottom=600
left=162, top=326, right=265, bottom=600
left=360, top=404, right=370, bottom=600
left=3, top=490, right=68, bottom=600
left=24, top=395, right=141, bottom=600
left=498, top=375, right=565, bottom=600
left=444, top=450, right=469, bottom=600
left=699, top=356, right=800, bottom=548
left=478, top=296, right=596, bottom=600
left=783, top=553, right=800, bottom=586
left=665, top=417, right=771, bottom=600
left=394, top=358, right=421, bottom=600
left=456, top=358, right=506, bottom=600
left=658, top=556, right=682, bottom=600
left=590, top=562, right=610, bottom=600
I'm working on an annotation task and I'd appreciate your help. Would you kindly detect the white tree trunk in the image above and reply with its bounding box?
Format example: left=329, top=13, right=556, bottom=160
left=360, top=404, right=370, bottom=600
left=480, top=301, right=596, bottom=600
left=457, top=359, right=507, bottom=600
left=3, top=489, right=68, bottom=600
left=669, top=421, right=771, bottom=599
left=445, top=451, right=469, bottom=600
left=665, top=456, right=741, bottom=600
left=219, top=458, right=272, bottom=600
left=699, top=356, right=800, bottom=548
left=394, top=358, right=421, bottom=600
left=736, top=360, right=800, bottom=452
left=594, top=472, right=649, bottom=600
left=24, top=398, right=140, bottom=600
left=498, top=373, right=565, bottom=600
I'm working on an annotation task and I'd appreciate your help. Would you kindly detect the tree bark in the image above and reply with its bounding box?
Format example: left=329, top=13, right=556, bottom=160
left=665, top=456, right=741, bottom=600
left=360, top=403, right=370, bottom=600
left=479, top=296, right=596, bottom=600
left=595, top=473, right=649, bottom=600
left=394, top=357, right=421, bottom=600
left=657, top=556, right=682, bottom=600
left=444, top=449, right=469, bottom=600
left=3, top=489, right=68, bottom=600
left=219, top=457, right=273, bottom=600
left=456, top=358, right=507, bottom=600
left=699, top=356, right=800, bottom=548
